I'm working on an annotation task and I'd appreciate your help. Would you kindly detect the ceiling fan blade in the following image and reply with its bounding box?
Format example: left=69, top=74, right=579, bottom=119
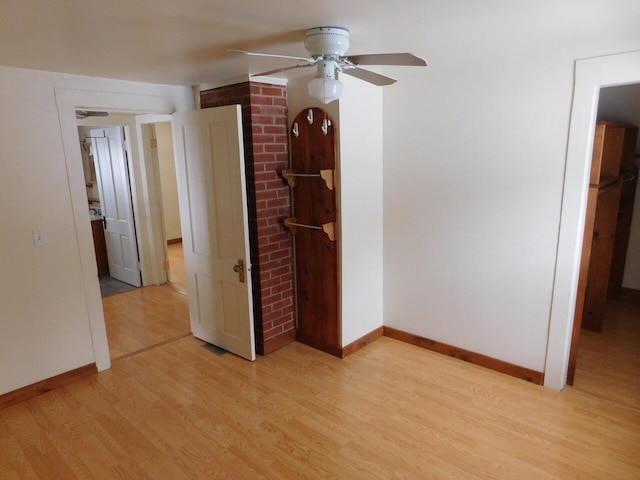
left=345, top=53, right=427, bottom=67
left=342, top=67, right=397, bottom=86
left=228, top=49, right=312, bottom=63
left=251, top=64, right=314, bottom=77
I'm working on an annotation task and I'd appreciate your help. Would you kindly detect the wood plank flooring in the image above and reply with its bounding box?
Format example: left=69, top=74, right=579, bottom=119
left=572, top=299, right=640, bottom=410
left=103, top=242, right=189, bottom=360
left=103, top=285, right=190, bottom=360
left=1, top=335, right=639, bottom=479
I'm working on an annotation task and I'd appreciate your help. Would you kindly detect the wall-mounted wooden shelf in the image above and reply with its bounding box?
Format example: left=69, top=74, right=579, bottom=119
left=284, top=217, right=335, bottom=241
left=281, top=169, right=335, bottom=190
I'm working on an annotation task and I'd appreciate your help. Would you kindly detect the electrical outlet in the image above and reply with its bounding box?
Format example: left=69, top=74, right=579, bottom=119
left=33, top=228, right=47, bottom=247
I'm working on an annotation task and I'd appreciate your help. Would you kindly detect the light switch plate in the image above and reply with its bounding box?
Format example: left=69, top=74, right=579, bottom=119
left=33, top=228, right=47, bottom=247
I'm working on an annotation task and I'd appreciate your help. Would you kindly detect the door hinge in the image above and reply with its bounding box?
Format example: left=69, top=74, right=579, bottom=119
left=150, top=138, right=158, bottom=148
left=162, top=261, right=170, bottom=270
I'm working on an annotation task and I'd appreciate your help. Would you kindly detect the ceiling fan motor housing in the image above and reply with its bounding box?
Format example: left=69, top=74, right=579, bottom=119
left=304, top=27, right=350, bottom=58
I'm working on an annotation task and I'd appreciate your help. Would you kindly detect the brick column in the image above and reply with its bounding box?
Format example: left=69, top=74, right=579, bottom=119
left=200, top=82, right=295, bottom=354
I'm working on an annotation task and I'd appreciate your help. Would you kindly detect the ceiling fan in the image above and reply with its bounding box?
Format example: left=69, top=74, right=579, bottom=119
left=231, top=26, right=427, bottom=103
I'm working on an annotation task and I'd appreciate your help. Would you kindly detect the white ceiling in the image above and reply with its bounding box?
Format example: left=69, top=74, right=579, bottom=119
left=1, top=0, right=639, bottom=86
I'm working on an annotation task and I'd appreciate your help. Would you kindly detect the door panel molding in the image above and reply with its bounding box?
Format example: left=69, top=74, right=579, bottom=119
left=172, top=105, right=255, bottom=361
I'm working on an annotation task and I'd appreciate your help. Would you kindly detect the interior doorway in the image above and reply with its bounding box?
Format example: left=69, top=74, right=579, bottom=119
left=76, top=114, right=190, bottom=361
left=569, top=83, right=640, bottom=409
left=545, top=50, right=640, bottom=391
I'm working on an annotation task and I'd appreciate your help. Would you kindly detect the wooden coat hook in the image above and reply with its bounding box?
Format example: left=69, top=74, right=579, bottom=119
left=284, top=217, right=336, bottom=241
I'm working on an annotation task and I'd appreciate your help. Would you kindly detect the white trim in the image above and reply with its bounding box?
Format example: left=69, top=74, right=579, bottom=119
left=197, top=75, right=288, bottom=93
left=250, top=76, right=289, bottom=86
left=136, top=114, right=174, bottom=287
left=197, top=75, right=251, bottom=92
left=136, top=113, right=174, bottom=125
left=544, top=50, right=640, bottom=390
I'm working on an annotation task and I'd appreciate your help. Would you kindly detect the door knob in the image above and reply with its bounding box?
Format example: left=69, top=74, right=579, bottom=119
left=233, top=259, right=245, bottom=283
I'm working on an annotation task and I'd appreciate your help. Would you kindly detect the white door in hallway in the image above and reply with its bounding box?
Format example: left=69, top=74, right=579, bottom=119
left=91, top=127, right=141, bottom=287
left=172, top=105, right=255, bottom=361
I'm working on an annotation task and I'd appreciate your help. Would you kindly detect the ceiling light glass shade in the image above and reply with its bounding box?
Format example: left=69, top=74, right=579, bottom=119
left=307, top=76, right=343, bottom=104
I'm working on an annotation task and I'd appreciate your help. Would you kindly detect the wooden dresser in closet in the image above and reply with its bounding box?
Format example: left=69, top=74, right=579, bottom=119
left=579, top=121, right=638, bottom=332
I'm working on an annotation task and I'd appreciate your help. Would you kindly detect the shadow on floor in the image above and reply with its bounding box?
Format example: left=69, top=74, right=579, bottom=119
left=99, top=276, right=138, bottom=298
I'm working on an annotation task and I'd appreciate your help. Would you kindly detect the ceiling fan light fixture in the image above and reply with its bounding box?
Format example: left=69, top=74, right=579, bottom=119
left=308, top=76, right=343, bottom=104
left=308, top=59, right=343, bottom=104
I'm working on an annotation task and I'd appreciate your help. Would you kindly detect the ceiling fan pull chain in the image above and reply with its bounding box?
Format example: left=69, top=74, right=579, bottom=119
left=307, top=109, right=314, bottom=125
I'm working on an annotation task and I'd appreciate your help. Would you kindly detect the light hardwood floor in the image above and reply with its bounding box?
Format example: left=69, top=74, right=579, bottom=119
left=103, top=241, right=189, bottom=360
left=572, top=298, right=640, bottom=410
left=103, top=285, right=191, bottom=360
left=3, top=260, right=639, bottom=479
left=1, top=335, right=639, bottom=478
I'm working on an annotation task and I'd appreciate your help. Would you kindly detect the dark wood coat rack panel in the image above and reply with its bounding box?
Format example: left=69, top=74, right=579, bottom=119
left=286, top=108, right=340, bottom=355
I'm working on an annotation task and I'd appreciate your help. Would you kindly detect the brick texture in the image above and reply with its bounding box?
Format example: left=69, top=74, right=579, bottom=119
left=200, top=82, right=294, bottom=354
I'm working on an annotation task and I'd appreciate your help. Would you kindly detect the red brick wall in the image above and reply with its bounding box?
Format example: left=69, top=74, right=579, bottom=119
left=200, top=82, right=295, bottom=354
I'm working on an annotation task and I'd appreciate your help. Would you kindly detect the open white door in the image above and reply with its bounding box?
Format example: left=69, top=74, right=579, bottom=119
left=91, top=127, right=141, bottom=287
left=172, top=105, right=255, bottom=361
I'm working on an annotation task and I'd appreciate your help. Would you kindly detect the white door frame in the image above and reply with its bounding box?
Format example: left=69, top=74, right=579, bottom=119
left=56, top=88, right=193, bottom=371
left=544, top=50, right=640, bottom=390
left=137, top=115, right=175, bottom=286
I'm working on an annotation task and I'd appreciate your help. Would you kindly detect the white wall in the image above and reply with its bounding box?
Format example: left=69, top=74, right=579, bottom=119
left=0, top=67, right=95, bottom=394
left=383, top=39, right=640, bottom=375
left=287, top=74, right=384, bottom=347
left=0, top=64, right=192, bottom=395
left=336, top=76, right=384, bottom=345
left=156, top=122, right=182, bottom=241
